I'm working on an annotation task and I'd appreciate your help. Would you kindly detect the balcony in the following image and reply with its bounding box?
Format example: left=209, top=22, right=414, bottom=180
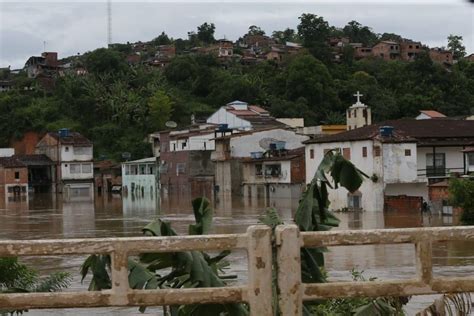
left=417, top=167, right=465, bottom=178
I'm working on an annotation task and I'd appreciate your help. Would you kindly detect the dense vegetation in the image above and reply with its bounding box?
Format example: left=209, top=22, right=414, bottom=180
left=449, top=177, right=474, bottom=224
left=1, top=14, right=473, bottom=161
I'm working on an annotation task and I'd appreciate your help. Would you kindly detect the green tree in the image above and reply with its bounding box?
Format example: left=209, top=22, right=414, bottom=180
left=272, top=28, right=298, bottom=43
left=297, top=13, right=332, bottom=62
left=285, top=54, right=340, bottom=123
left=197, top=22, right=216, bottom=44
left=148, top=90, right=174, bottom=131
left=379, top=32, right=403, bottom=42
left=247, top=25, right=265, bottom=36
left=447, top=34, right=466, bottom=60
left=449, top=178, right=474, bottom=224
left=153, top=31, right=172, bottom=46
left=84, top=48, right=128, bottom=74
left=342, top=20, right=378, bottom=46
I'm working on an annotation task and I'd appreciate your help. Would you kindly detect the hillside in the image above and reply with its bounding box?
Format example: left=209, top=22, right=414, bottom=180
left=1, top=14, right=473, bottom=161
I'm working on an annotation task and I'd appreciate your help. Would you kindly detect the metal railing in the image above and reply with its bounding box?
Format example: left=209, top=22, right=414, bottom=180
left=1, top=225, right=474, bottom=315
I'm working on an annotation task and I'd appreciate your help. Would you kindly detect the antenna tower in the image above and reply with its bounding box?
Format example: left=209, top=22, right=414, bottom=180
left=107, top=0, right=112, bottom=46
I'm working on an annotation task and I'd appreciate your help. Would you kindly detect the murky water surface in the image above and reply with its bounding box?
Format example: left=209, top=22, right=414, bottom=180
left=0, top=193, right=473, bottom=315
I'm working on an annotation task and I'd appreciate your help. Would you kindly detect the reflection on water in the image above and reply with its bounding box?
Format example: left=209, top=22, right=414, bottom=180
left=0, top=193, right=473, bottom=315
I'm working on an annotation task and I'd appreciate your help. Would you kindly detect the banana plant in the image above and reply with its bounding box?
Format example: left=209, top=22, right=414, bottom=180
left=81, top=197, right=248, bottom=316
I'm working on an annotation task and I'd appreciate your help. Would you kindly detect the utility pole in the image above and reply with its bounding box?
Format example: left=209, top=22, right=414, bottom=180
left=107, top=0, right=112, bottom=46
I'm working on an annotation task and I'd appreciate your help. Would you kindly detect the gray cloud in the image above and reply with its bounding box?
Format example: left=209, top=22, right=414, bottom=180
left=1, top=1, right=473, bottom=68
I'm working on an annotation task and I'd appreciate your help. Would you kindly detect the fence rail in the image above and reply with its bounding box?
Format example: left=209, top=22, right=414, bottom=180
left=276, top=225, right=474, bottom=315
left=0, top=225, right=474, bottom=315
left=0, top=226, right=273, bottom=315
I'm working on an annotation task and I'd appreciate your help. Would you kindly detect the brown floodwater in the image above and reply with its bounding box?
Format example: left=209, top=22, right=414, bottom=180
left=0, top=192, right=473, bottom=315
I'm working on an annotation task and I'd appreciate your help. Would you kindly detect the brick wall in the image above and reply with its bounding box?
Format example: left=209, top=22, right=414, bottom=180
left=384, top=195, right=422, bottom=212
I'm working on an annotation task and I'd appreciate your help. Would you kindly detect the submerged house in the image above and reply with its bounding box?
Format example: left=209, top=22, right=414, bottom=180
left=0, top=156, right=28, bottom=203
left=305, top=111, right=474, bottom=212
left=122, top=157, right=158, bottom=196
left=241, top=147, right=306, bottom=199
left=35, top=129, right=94, bottom=196
left=212, top=127, right=309, bottom=197
left=157, top=124, right=230, bottom=199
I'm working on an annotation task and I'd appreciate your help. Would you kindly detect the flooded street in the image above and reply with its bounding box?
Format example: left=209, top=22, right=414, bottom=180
left=0, top=193, right=473, bottom=315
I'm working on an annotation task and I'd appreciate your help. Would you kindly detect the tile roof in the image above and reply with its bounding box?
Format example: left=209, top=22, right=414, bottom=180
left=13, top=154, right=53, bottom=166
left=304, top=119, right=474, bottom=146
left=48, top=132, right=92, bottom=146
left=0, top=157, right=26, bottom=168
left=419, top=110, right=446, bottom=118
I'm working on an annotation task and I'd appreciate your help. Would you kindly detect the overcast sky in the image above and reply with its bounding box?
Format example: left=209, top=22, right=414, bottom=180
left=1, top=0, right=473, bottom=68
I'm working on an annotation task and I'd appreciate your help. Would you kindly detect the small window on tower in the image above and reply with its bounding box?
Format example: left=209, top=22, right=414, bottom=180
left=405, top=149, right=411, bottom=156
left=362, top=147, right=367, bottom=157
left=14, top=172, right=20, bottom=179
left=310, top=149, right=314, bottom=159
left=373, top=146, right=381, bottom=157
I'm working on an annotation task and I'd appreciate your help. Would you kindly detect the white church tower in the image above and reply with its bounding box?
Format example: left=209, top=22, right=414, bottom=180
left=346, top=91, right=372, bottom=130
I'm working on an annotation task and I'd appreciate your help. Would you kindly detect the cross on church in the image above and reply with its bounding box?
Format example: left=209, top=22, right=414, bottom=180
left=354, top=91, right=363, bottom=103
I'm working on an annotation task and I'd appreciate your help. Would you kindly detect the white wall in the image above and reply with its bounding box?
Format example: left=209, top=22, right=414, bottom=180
left=384, top=183, right=428, bottom=200
left=61, top=145, right=93, bottom=162
left=243, top=161, right=292, bottom=184
left=61, top=162, right=93, bottom=180
left=122, top=162, right=158, bottom=196
left=0, top=148, right=14, bottom=157
left=230, top=129, right=309, bottom=158
left=382, top=143, right=418, bottom=183
left=169, top=133, right=215, bottom=151
left=417, top=146, right=465, bottom=179
left=305, top=140, right=385, bottom=211
left=206, top=107, right=252, bottom=129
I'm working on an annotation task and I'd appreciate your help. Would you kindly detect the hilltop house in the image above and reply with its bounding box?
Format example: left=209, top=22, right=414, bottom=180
left=212, top=127, right=309, bottom=197
left=24, top=52, right=59, bottom=78
left=206, top=100, right=286, bottom=130
left=372, top=41, right=400, bottom=61
left=35, top=129, right=94, bottom=195
left=429, top=48, right=453, bottom=65
left=416, top=110, right=446, bottom=120
left=304, top=99, right=474, bottom=212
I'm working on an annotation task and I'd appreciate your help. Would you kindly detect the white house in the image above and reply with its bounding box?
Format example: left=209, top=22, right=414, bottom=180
left=206, top=100, right=286, bottom=130
left=122, top=157, right=159, bottom=196
left=304, top=119, right=474, bottom=212
left=36, top=129, right=94, bottom=195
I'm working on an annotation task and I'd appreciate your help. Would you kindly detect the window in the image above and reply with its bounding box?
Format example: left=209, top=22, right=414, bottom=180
left=125, top=165, right=130, bottom=175
left=343, top=148, right=351, bottom=160
left=176, top=163, right=186, bottom=175
left=65, top=146, right=69, bottom=152
left=181, top=142, right=186, bottom=150
left=265, top=164, right=281, bottom=177
left=149, top=166, right=154, bottom=175
left=373, top=146, right=381, bottom=157
left=405, top=149, right=411, bottom=156
left=14, top=171, right=19, bottom=179
left=409, top=45, right=413, bottom=49
left=348, top=193, right=362, bottom=209
left=468, top=153, right=474, bottom=166
left=353, top=110, right=357, bottom=118
left=173, top=143, right=176, bottom=151
left=426, top=153, right=446, bottom=176
left=416, top=45, right=419, bottom=49
left=140, top=165, right=146, bottom=175
left=310, top=149, right=314, bottom=159
left=82, top=163, right=92, bottom=173
left=70, top=163, right=81, bottom=174
left=362, top=147, right=367, bottom=157
left=348, top=111, right=351, bottom=118
left=74, top=147, right=92, bottom=155
left=255, top=164, right=263, bottom=176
